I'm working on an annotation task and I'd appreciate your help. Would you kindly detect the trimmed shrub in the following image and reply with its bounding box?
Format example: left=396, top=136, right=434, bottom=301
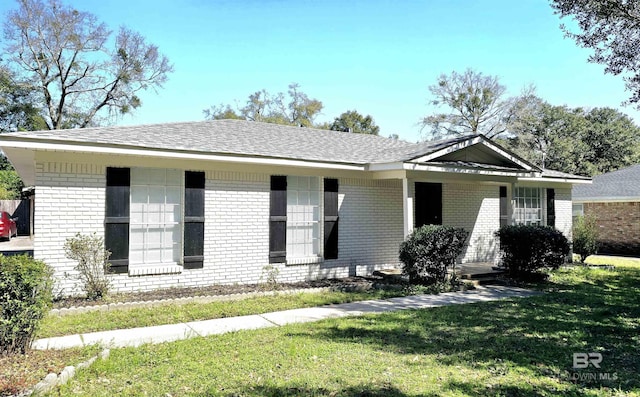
left=573, top=214, right=599, bottom=262
left=64, top=233, right=111, bottom=299
left=495, top=225, right=570, bottom=278
left=0, top=254, right=53, bottom=355
left=399, top=225, right=469, bottom=285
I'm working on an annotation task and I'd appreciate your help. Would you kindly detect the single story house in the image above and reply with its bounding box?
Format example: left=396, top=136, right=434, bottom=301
left=0, top=120, right=589, bottom=296
left=573, top=164, right=640, bottom=256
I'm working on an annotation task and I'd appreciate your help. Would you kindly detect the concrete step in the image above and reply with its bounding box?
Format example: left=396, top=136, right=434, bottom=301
left=463, top=277, right=508, bottom=287
left=457, top=271, right=504, bottom=280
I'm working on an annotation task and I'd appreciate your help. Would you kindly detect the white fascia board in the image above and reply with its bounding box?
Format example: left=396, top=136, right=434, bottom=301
left=573, top=197, right=640, bottom=203
left=519, top=176, right=592, bottom=184
left=367, top=162, right=405, bottom=171
left=368, top=160, right=533, bottom=178
left=0, top=140, right=366, bottom=172
left=403, top=162, right=534, bottom=178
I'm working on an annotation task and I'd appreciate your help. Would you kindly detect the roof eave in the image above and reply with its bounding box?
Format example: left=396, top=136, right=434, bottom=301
left=573, top=196, right=640, bottom=203
left=0, top=138, right=367, bottom=172
left=518, top=176, right=592, bottom=184
left=368, top=160, right=537, bottom=177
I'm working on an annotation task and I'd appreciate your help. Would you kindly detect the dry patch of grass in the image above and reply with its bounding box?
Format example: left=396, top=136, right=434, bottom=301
left=0, top=348, right=96, bottom=396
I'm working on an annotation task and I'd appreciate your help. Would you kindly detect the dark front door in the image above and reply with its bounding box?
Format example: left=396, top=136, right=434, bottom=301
left=415, top=182, right=442, bottom=227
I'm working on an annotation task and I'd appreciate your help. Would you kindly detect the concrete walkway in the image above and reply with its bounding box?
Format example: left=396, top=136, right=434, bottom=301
left=32, top=286, right=540, bottom=350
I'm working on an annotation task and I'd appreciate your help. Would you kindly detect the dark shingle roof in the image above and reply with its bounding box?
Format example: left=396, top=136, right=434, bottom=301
left=0, top=119, right=587, bottom=182
left=573, top=164, right=640, bottom=200
left=0, top=119, right=473, bottom=165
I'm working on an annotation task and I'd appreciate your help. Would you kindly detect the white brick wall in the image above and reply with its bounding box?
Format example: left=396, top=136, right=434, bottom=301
left=555, top=187, right=572, bottom=241
left=410, top=180, right=501, bottom=263
left=34, top=162, right=106, bottom=297
left=35, top=163, right=405, bottom=296
left=267, top=178, right=404, bottom=283
left=33, top=159, right=573, bottom=296
left=442, top=183, right=500, bottom=263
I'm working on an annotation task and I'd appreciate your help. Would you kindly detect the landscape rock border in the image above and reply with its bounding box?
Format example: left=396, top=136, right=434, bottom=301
left=28, top=349, right=110, bottom=396
left=50, top=287, right=337, bottom=316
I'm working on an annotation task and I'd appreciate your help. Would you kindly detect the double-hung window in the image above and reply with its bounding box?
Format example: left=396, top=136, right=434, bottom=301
left=513, top=186, right=542, bottom=226
left=286, top=176, right=321, bottom=262
left=269, top=175, right=338, bottom=264
left=129, top=168, right=183, bottom=269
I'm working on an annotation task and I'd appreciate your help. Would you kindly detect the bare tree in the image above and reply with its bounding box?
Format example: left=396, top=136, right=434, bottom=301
left=3, top=0, right=173, bottom=129
left=422, top=69, right=517, bottom=139
left=204, top=83, right=323, bottom=127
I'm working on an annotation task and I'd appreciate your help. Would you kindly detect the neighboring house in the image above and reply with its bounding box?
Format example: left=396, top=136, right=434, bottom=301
left=573, top=165, right=640, bottom=256
left=0, top=120, right=589, bottom=296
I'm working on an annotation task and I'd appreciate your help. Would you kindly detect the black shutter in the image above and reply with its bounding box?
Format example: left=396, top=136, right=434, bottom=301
left=269, top=176, right=287, bottom=263
left=499, top=186, right=508, bottom=227
left=324, top=178, right=339, bottom=260
left=105, top=167, right=130, bottom=274
left=184, top=171, right=205, bottom=269
left=547, top=188, right=556, bottom=228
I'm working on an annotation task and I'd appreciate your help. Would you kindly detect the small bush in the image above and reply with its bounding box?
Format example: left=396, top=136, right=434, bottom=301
left=64, top=233, right=111, bottom=300
left=573, top=214, right=599, bottom=262
left=495, top=225, right=570, bottom=278
left=0, top=255, right=53, bottom=355
left=259, top=264, right=280, bottom=290
left=399, top=225, right=469, bottom=285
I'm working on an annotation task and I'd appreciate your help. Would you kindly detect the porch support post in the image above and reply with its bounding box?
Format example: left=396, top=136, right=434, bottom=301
left=402, top=177, right=413, bottom=238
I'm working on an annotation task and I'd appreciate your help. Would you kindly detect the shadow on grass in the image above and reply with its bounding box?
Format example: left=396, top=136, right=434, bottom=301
left=212, top=381, right=570, bottom=397
left=217, top=383, right=410, bottom=397
left=288, top=267, right=640, bottom=394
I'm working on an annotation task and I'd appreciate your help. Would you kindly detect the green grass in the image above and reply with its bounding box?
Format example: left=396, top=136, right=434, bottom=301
left=584, top=255, right=640, bottom=268
left=38, top=289, right=407, bottom=338
left=52, top=265, right=640, bottom=396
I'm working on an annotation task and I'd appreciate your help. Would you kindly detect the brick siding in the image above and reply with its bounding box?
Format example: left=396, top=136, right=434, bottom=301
left=34, top=163, right=406, bottom=296
left=584, top=201, right=640, bottom=256
left=34, top=162, right=106, bottom=297
left=34, top=160, right=575, bottom=296
left=442, top=183, right=500, bottom=263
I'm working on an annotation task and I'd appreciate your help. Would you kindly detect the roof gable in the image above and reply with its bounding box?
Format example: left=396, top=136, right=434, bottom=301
left=407, top=135, right=538, bottom=172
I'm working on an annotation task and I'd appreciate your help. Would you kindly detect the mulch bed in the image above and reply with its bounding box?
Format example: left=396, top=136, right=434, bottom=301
left=52, top=277, right=397, bottom=309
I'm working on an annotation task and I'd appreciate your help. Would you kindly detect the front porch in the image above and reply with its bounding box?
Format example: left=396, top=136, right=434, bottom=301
left=374, top=262, right=504, bottom=284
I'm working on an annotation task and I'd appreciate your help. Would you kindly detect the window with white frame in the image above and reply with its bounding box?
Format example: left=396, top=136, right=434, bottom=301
left=514, top=186, right=542, bottom=226
left=572, top=203, right=584, bottom=218
left=129, top=168, right=183, bottom=267
left=286, top=176, right=321, bottom=261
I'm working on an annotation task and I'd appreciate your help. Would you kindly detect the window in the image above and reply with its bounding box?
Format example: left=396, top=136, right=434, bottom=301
left=129, top=168, right=183, bottom=267
left=572, top=203, right=584, bottom=218
left=514, top=187, right=542, bottom=226
left=269, top=176, right=338, bottom=264
left=286, top=176, right=321, bottom=261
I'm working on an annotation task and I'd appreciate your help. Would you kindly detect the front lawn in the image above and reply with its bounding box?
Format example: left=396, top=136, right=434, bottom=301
left=53, top=264, right=640, bottom=396
left=38, top=289, right=409, bottom=338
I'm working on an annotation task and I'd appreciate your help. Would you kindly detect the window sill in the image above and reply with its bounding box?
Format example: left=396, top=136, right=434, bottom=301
left=286, top=256, right=323, bottom=266
left=129, top=264, right=183, bottom=276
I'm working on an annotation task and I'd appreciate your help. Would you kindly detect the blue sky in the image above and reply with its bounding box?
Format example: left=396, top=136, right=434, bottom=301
left=1, top=0, right=638, bottom=142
